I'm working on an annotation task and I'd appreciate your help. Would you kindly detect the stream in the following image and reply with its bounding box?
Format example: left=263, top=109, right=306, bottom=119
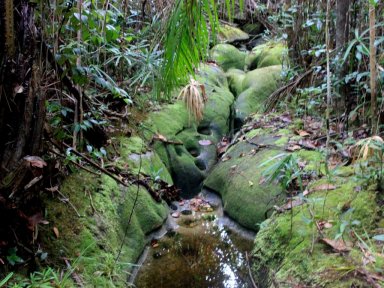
left=131, top=189, right=255, bottom=288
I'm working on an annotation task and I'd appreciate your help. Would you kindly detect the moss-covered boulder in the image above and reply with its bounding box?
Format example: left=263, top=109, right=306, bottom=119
left=145, top=64, right=235, bottom=197
left=210, top=44, right=247, bottom=71
left=226, top=68, right=246, bottom=97
left=235, top=65, right=282, bottom=124
left=242, top=22, right=263, bottom=35
left=217, top=24, right=249, bottom=43
left=245, top=42, right=285, bottom=70
left=204, top=130, right=293, bottom=230
left=41, top=172, right=168, bottom=287
left=252, top=175, right=381, bottom=287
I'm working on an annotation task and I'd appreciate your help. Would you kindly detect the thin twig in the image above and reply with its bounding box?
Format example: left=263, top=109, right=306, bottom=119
left=245, top=252, right=258, bottom=288
left=115, top=137, right=145, bottom=263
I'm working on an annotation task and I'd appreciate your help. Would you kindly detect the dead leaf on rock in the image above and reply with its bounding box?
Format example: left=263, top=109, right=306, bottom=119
left=321, top=238, right=352, bottom=252
left=298, top=139, right=317, bottom=150
left=296, top=130, right=311, bottom=137
left=310, top=183, right=337, bottom=192
left=286, top=144, right=302, bottom=152
left=275, top=198, right=304, bottom=212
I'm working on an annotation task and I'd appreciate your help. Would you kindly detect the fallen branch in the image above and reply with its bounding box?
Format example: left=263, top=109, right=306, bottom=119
left=52, top=141, right=130, bottom=187
left=264, top=69, right=313, bottom=112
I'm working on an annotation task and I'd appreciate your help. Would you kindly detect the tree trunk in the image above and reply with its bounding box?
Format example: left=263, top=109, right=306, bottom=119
left=336, top=0, right=351, bottom=133
left=336, top=0, right=350, bottom=49
left=0, top=0, right=45, bottom=175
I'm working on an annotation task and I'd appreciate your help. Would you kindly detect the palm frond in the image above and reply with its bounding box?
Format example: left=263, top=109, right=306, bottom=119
left=157, top=0, right=241, bottom=100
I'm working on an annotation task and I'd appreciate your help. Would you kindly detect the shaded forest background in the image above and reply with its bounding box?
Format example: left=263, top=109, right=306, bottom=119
left=0, top=0, right=383, bottom=282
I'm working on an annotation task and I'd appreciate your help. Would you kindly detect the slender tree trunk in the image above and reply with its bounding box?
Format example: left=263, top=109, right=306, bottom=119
left=336, top=0, right=350, bottom=133
left=369, top=2, right=377, bottom=134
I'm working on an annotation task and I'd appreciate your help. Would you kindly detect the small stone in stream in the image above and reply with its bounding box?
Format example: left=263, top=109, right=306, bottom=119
left=181, top=209, right=192, bottom=215
left=199, top=139, right=212, bottom=146
left=199, top=204, right=213, bottom=212
left=171, top=212, right=180, bottom=218
left=169, top=203, right=178, bottom=211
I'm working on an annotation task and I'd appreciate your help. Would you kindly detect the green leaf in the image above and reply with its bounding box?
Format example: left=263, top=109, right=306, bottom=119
left=0, top=273, right=13, bottom=287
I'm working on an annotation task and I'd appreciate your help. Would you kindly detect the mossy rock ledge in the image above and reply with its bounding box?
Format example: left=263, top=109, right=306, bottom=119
left=234, top=65, right=282, bottom=125
left=217, top=24, right=249, bottom=44
left=41, top=170, right=168, bottom=287
left=252, top=175, right=381, bottom=287
left=203, top=126, right=294, bottom=231
left=144, top=64, right=235, bottom=197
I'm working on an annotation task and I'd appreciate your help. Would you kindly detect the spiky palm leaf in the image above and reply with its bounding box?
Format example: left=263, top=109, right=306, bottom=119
left=157, top=0, right=241, bottom=99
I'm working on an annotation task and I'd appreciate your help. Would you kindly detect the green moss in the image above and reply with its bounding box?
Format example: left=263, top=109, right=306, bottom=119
left=41, top=171, right=168, bottom=287
left=246, top=42, right=285, bottom=70
left=235, top=65, right=282, bottom=122
left=217, top=24, right=249, bottom=43
left=196, top=63, right=229, bottom=88
left=210, top=44, right=247, bottom=71
left=118, top=136, right=173, bottom=184
left=242, top=23, right=263, bottom=35
left=226, top=68, right=246, bottom=97
left=252, top=175, right=379, bottom=287
left=204, top=143, right=285, bottom=231
left=143, top=65, right=235, bottom=196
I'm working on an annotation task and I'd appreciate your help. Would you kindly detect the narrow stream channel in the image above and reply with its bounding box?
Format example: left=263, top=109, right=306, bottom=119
left=131, top=189, right=255, bottom=288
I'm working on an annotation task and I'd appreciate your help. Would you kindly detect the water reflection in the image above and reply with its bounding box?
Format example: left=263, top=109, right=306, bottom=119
left=134, top=203, right=253, bottom=288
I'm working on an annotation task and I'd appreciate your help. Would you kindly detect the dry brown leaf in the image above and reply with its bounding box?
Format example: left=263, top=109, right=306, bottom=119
left=321, top=238, right=352, bottom=252
left=286, top=144, right=301, bottom=152
left=310, top=183, right=337, bottom=192
left=24, top=156, right=47, bottom=168
left=154, top=133, right=167, bottom=142
left=53, top=227, right=60, bottom=238
left=297, top=130, right=311, bottom=137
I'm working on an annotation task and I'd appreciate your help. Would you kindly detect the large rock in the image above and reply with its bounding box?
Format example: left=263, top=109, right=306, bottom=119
left=217, top=24, right=249, bottom=43
left=145, top=64, right=235, bottom=197
left=226, top=68, right=246, bottom=97
left=235, top=65, right=282, bottom=124
left=252, top=172, right=379, bottom=287
left=41, top=170, right=168, bottom=287
left=246, top=42, right=285, bottom=70
left=204, top=131, right=291, bottom=231
left=210, top=44, right=247, bottom=71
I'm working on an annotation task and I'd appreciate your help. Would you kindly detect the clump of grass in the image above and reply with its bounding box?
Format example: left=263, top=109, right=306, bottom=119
left=178, top=79, right=207, bottom=123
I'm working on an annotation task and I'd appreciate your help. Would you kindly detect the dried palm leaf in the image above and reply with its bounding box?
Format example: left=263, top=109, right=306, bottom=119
left=178, top=79, right=207, bottom=123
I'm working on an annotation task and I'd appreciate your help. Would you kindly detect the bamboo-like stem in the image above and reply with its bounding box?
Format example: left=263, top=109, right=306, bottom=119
left=369, top=2, right=377, bottom=134
left=325, top=0, right=331, bottom=149
left=4, top=0, right=15, bottom=57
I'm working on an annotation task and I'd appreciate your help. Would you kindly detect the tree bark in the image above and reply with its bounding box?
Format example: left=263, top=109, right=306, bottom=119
left=0, top=0, right=45, bottom=185
left=336, top=0, right=351, bottom=133
left=336, top=0, right=350, bottom=49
